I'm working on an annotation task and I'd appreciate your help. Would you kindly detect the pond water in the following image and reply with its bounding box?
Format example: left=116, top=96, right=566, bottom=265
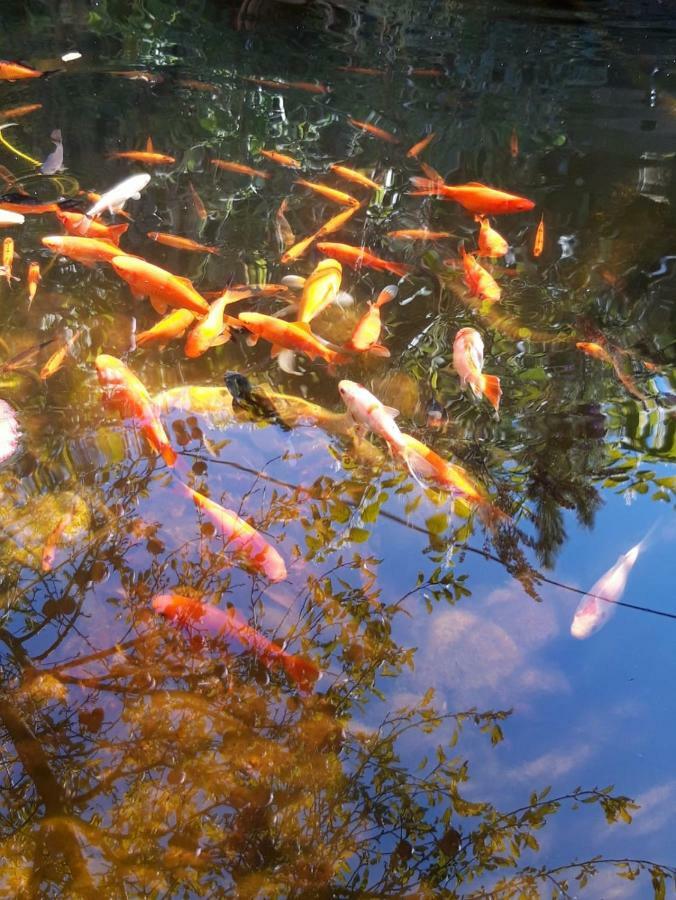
left=0, top=0, right=674, bottom=896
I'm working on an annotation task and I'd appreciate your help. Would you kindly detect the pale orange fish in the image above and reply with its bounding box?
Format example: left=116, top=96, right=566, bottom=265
left=27, top=261, right=41, bottom=306
left=147, top=232, right=219, bottom=254
left=152, top=593, right=319, bottom=690
left=0, top=198, right=58, bottom=215
left=453, top=327, right=501, bottom=413
left=338, top=67, right=385, bottom=76
left=55, top=210, right=128, bottom=245
left=39, top=330, right=81, bottom=380
left=294, top=178, right=360, bottom=207
left=111, top=256, right=209, bottom=315
left=313, top=204, right=362, bottom=238
left=244, top=76, right=328, bottom=94
left=576, top=341, right=611, bottom=363
left=109, top=70, right=164, bottom=84
left=188, top=181, right=207, bottom=221
left=344, top=285, right=397, bottom=357
left=95, top=354, right=177, bottom=466
left=238, top=312, right=347, bottom=365
left=460, top=246, right=501, bottom=303
left=0, top=60, right=44, bottom=80
left=297, top=259, right=342, bottom=323
left=406, top=132, right=436, bottom=158
left=348, top=118, right=400, bottom=144
left=275, top=199, right=294, bottom=250
left=533, top=215, right=545, bottom=258
left=329, top=164, right=380, bottom=191
left=42, top=235, right=125, bottom=268
left=2, top=237, right=14, bottom=285
left=0, top=103, right=42, bottom=120
left=409, top=177, right=535, bottom=215
left=317, top=241, right=412, bottom=278
left=280, top=233, right=317, bottom=265
left=408, top=68, right=444, bottom=77
left=136, top=308, right=196, bottom=347
left=476, top=216, right=508, bottom=258
left=41, top=508, right=75, bottom=572
left=387, top=229, right=451, bottom=240
left=260, top=149, right=301, bottom=169
left=210, top=159, right=270, bottom=179
left=184, top=293, right=235, bottom=358
left=108, top=150, right=175, bottom=165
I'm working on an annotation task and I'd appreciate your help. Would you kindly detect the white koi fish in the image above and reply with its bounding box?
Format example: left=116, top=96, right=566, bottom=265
left=79, top=173, right=151, bottom=232
left=338, top=380, right=405, bottom=450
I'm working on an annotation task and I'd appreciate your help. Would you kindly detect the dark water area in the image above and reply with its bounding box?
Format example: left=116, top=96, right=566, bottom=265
left=0, top=0, right=674, bottom=896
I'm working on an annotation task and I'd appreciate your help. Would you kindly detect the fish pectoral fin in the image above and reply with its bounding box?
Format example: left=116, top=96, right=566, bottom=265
left=245, top=334, right=259, bottom=347
left=131, top=192, right=141, bottom=200
left=383, top=405, right=399, bottom=418
left=368, top=343, right=390, bottom=358
left=209, top=330, right=231, bottom=347
left=270, top=344, right=283, bottom=358
left=277, top=349, right=301, bottom=375
left=149, top=295, right=168, bottom=315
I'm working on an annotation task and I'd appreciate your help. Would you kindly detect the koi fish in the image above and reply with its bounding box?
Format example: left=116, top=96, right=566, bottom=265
left=0, top=210, right=24, bottom=226
left=329, top=164, right=381, bottom=191
left=387, top=229, right=451, bottom=240
left=294, top=178, right=360, bottom=207
left=408, top=68, right=444, bottom=77
left=260, top=149, right=301, bottom=169
left=348, top=118, right=400, bottom=143
left=0, top=103, right=42, bottom=120
left=317, top=241, right=412, bottom=278
left=0, top=195, right=58, bottom=215
left=280, top=233, right=316, bottom=265
left=453, top=327, right=502, bottom=413
left=476, top=216, right=508, bottom=258
left=42, top=235, right=124, bottom=267
left=533, top=215, right=544, bottom=258
left=2, top=237, right=13, bottom=285
left=0, top=61, right=44, bottom=80
left=95, top=354, right=177, bottom=466
left=395, top=433, right=486, bottom=507
left=210, top=159, right=270, bottom=179
left=576, top=341, right=612, bottom=364
left=571, top=529, right=654, bottom=639
left=152, top=385, right=235, bottom=419
left=274, top=199, right=294, bottom=251
left=409, top=177, right=535, bottom=215
left=40, top=129, right=63, bottom=175
left=238, top=312, right=347, bottom=365
left=184, top=294, right=234, bottom=358
left=151, top=593, right=318, bottom=690
left=108, top=149, right=175, bottom=165
left=188, top=181, right=207, bottom=220
left=297, top=259, right=342, bottom=323
left=41, top=506, right=78, bottom=572
left=576, top=342, right=649, bottom=403
left=56, top=210, right=128, bottom=245
left=461, top=246, right=501, bottom=303
left=510, top=128, right=519, bottom=158
left=27, top=261, right=41, bottom=306
left=39, top=330, right=81, bottom=380
left=179, top=483, right=287, bottom=582
left=111, top=256, right=210, bottom=315
left=146, top=232, right=219, bottom=254
left=406, top=132, right=436, bottom=158
left=344, top=285, right=397, bottom=357
left=338, top=380, right=405, bottom=449
left=244, top=76, right=328, bottom=94
left=80, top=173, right=151, bottom=232
left=279, top=206, right=362, bottom=264
left=136, top=308, right=196, bottom=347
left=338, top=67, right=385, bottom=76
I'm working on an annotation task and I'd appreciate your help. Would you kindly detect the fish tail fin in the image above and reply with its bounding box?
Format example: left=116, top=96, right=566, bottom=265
left=476, top=500, right=512, bottom=531
left=375, top=284, right=398, bottom=308
left=160, top=442, right=178, bottom=467
left=108, top=223, right=129, bottom=245
left=282, top=653, right=321, bottom=693
left=481, top=373, right=502, bottom=412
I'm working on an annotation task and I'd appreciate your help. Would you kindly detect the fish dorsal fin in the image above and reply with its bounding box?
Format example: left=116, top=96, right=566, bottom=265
left=383, top=405, right=399, bottom=418
left=146, top=136, right=154, bottom=153
left=466, top=181, right=487, bottom=187
left=174, top=275, right=195, bottom=288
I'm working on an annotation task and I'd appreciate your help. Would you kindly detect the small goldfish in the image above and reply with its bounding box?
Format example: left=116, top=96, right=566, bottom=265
left=0, top=103, right=42, bottom=120
left=406, top=132, right=436, bottom=158
left=295, top=178, right=360, bottom=207
left=348, top=118, right=400, bottom=144
left=576, top=341, right=611, bottom=364
left=533, top=215, right=544, bottom=258
left=245, top=76, right=328, bottom=94
left=344, top=285, right=397, bottom=357
left=179, top=483, right=287, bottom=582
left=338, top=380, right=405, bottom=448
left=238, top=312, right=346, bottom=365
left=453, top=327, right=501, bottom=413
left=409, top=177, right=535, bottom=215
left=147, top=232, right=219, bottom=254
left=313, top=205, right=362, bottom=238
left=0, top=61, right=44, bottom=80
left=42, top=235, right=124, bottom=267
left=2, top=237, right=13, bottom=285
left=188, top=181, right=207, bottom=221
left=317, top=241, right=412, bottom=278
left=210, top=159, right=270, bottom=179
left=297, top=259, right=342, bottom=324
left=151, top=593, right=318, bottom=690
left=95, top=354, right=177, bottom=466
left=108, top=149, right=175, bottom=165
left=111, top=256, right=210, bottom=315
left=510, top=128, right=519, bottom=158
left=338, top=67, right=385, bottom=76
left=395, top=433, right=486, bottom=507
left=461, top=246, right=501, bottom=303
left=56, top=210, right=128, bottom=245
left=27, top=261, right=41, bottom=306
left=280, top=233, right=316, bottom=264
left=260, top=149, right=301, bottom=169
left=476, top=216, right=508, bottom=258
left=80, top=173, right=151, bottom=231
left=275, top=199, right=294, bottom=250
left=136, top=308, right=196, bottom=347
left=329, top=164, right=381, bottom=191
left=39, top=330, right=81, bottom=380
left=0, top=196, right=58, bottom=215
left=184, top=294, right=234, bottom=358
left=387, top=229, right=451, bottom=240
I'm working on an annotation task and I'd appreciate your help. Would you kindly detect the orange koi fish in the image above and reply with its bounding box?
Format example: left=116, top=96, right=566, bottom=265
left=188, top=181, right=207, bottom=221
left=409, top=177, right=535, bottom=215
left=95, top=354, right=177, bottom=466
left=152, top=593, right=319, bottom=690
left=111, top=256, right=210, bottom=315
left=576, top=341, right=612, bottom=364
left=461, top=246, right=501, bottom=303
left=238, top=312, right=347, bottom=365
left=147, top=232, right=219, bottom=254
left=533, top=215, right=545, bottom=258
left=294, top=178, right=360, bottom=207
left=406, top=132, right=436, bottom=158
left=510, top=128, right=519, bottom=158
left=348, top=118, right=400, bottom=144
left=0, top=103, right=42, bottom=120
left=298, top=259, right=342, bottom=323
left=136, top=309, right=196, bottom=347
left=476, top=216, right=508, bottom=258
left=244, top=76, right=328, bottom=94
left=577, top=341, right=650, bottom=402
left=280, top=234, right=316, bottom=265
left=408, top=67, right=444, bottom=77
left=179, top=483, right=287, bottom=582
left=184, top=293, right=235, bottom=358
left=2, top=237, right=13, bottom=285
left=317, top=241, right=412, bottom=278
left=275, top=199, right=294, bottom=250
left=279, top=205, right=362, bottom=264
left=0, top=61, right=44, bottom=80
left=453, top=327, right=501, bottom=412
left=260, top=149, right=301, bottom=169
left=210, top=159, right=270, bottom=179
left=338, top=380, right=405, bottom=448
left=344, top=285, right=397, bottom=357
left=338, top=66, right=385, bottom=76
left=41, top=507, right=76, bottom=573
left=27, top=261, right=41, bottom=306
left=41, top=235, right=125, bottom=268
left=108, top=149, right=175, bottom=165
left=396, top=433, right=487, bottom=506
left=0, top=197, right=58, bottom=215
left=329, top=164, right=381, bottom=191
left=387, top=229, right=451, bottom=240
left=55, top=210, right=128, bottom=245
left=39, top=330, right=81, bottom=380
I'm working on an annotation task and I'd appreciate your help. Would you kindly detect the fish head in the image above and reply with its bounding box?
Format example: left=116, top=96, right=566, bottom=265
left=514, top=197, right=536, bottom=212
left=570, top=595, right=603, bottom=640
left=41, top=235, right=63, bottom=252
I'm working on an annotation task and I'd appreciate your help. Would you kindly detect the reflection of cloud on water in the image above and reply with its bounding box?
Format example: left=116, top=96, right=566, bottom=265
left=624, top=779, right=676, bottom=837
left=510, top=744, right=595, bottom=782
